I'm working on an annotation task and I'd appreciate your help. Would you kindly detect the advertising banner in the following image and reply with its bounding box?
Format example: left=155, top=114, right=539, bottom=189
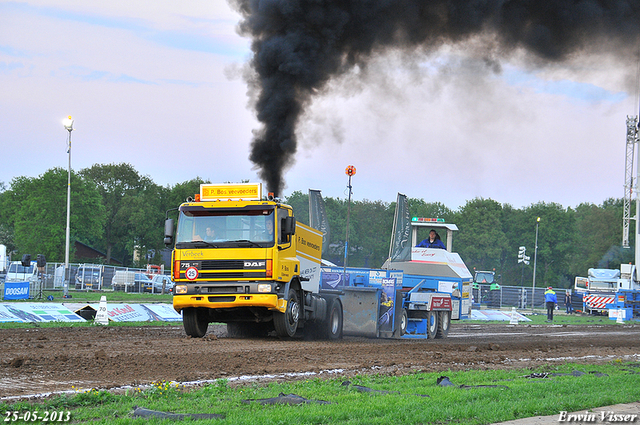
left=388, top=193, right=411, bottom=262
left=0, top=305, right=25, bottom=322
left=309, top=189, right=330, bottom=254
left=3, top=281, right=30, bottom=300
left=378, top=278, right=396, bottom=332
left=0, top=303, right=85, bottom=322
left=87, top=303, right=182, bottom=322
left=0, top=303, right=181, bottom=322
left=321, top=271, right=349, bottom=290
left=142, top=304, right=183, bottom=321
left=470, top=309, right=531, bottom=322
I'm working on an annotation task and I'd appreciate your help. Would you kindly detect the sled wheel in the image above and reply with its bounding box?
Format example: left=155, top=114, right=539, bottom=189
left=426, top=310, right=439, bottom=339
left=435, top=311, right=450, bottom=339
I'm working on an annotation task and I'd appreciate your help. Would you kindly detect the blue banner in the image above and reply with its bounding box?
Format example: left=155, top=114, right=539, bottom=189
left=4, top=281, right=30, bottom=300
left=378, top=278, right=396, bottom=331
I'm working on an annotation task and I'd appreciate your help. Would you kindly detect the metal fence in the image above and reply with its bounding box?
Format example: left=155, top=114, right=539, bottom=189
left=2, top=264, right=580, bottom=308
left=2, top=262, right=170, bottom=295
left=472, top=284, right=583, bottom=311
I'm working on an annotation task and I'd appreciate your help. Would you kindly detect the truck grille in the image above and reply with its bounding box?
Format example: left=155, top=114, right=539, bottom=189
left=201, top=260, right=245, bottom=270
left=198, top=272, right=265, bottom=279
left=180, top=259, right=268, bottom=280
left=208, top=296, right=236, bottom=303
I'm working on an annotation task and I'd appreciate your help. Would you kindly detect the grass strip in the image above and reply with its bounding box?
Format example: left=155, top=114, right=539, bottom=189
left=2, top=361, right=639, bottom=424
left=459, top=311, right=625, bottom=326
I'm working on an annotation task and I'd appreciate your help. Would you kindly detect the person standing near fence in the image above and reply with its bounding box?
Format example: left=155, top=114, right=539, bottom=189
left=564, top=290, right=573, bottom=314
left=545, top=286, right=557, bottom=322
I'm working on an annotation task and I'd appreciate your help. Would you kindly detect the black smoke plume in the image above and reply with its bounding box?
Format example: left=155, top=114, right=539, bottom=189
left=230, top=0, right=640, bottom=195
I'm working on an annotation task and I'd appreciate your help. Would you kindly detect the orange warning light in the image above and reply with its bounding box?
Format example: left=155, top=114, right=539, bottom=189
left=345, top=165, right=356, bottom=176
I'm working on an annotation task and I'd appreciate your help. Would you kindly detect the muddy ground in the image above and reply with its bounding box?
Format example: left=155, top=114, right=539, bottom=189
left=2, top=323, right=639, bottom=399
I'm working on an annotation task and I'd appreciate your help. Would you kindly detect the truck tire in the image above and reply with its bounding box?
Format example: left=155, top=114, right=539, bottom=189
left=274, top=288, right=300, bottom=338
left=435, top=311, right=450, bottom=339
left=399, top=308, right=408, bottom=336
left=426, top=310, right=439, bottom=339
left=183, top=308, right=208, bottom=338
left=322, top=298, right=343, bottom=340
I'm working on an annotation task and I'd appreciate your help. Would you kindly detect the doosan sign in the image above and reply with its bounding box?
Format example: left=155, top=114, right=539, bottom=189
left=3, top=281, right=30, bottom=300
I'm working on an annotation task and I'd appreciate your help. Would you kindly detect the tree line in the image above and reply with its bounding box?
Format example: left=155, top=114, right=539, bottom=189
left=0, top=163, right=206, bottom=267
left=0, top=163, right=633, bottom=288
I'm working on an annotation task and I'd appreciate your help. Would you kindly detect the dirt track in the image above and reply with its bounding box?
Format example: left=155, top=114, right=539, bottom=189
left=2, top=323, right=640, bottom=399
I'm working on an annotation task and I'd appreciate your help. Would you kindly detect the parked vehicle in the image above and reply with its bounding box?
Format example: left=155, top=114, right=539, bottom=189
left=111, top=271, right=153, bottom=292
left=150, top=274, right=173, bottom=294
left=5, top=261, right=38, bottom=283
left=75, top=265, right=102, bottom=290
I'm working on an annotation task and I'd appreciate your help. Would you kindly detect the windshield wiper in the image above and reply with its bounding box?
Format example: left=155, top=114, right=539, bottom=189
left=177, top=241, right=219, bottom=248
left=229, top=239, right=263, bottom=248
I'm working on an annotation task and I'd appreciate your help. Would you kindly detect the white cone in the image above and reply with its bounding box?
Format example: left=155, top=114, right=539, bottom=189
left=95, top=295, right=109, bottom=325
left=616, top=309, right=624, bottom=324
left=509, top=307, right=519, bottom=325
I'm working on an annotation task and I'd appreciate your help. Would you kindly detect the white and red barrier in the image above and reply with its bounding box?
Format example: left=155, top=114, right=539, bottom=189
left=583, top=294, right=614, bottom=310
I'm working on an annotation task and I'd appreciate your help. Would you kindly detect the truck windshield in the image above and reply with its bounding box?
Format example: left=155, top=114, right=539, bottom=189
left=8, top=263, right=34, bottom=274
left=474, top=272, right=494, bottom=284
left=175, top=208, right=275, bottom=248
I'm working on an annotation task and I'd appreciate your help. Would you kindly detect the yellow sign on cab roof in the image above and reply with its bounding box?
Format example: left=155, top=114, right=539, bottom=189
left=200, top=183, right=262, bottom=201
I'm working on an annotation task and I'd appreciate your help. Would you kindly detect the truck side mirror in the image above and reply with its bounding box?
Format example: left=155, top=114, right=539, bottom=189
left=282, top=216, right=296, bottom=236
left=164, top=218, right=175, bottom=246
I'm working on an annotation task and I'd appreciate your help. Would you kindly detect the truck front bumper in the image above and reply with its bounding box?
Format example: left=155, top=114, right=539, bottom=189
left=173, top=293, right=286, bottom=314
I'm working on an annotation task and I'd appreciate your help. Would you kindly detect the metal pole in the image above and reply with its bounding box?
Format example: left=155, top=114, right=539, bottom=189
left=64, top=125, right=72, bottom=298
left=636, top=120, right=640, bottom=281
left=532, top=217, right=540, bottom=312
left=343, top=173, right=352, bottom=275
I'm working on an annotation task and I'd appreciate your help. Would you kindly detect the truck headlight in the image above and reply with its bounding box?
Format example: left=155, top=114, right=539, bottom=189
left=258, top=284, right=272, bottom=293
left=175, top=285, right=188, bottom=294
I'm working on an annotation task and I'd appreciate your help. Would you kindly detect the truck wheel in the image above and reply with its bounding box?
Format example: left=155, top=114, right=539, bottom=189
left=435, top=311, right=450, bottom=339
left=399, top=308, right=408, bottom=336
left=274, top=288, right=300, bottom=338
left=426, top=310, right=439, bottom=339
left=323, top=299, right=343, bottom=340
left=183, top=308, right=208, bottom=338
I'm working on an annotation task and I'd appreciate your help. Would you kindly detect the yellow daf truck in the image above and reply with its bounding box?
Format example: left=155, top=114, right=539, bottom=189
left=164, top=183, right=343, bottom=339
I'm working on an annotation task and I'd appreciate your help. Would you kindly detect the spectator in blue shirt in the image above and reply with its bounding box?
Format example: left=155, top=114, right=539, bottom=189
left=544, top=287, right=557, bottom=322
left=417, top=230, right=446, bottom=250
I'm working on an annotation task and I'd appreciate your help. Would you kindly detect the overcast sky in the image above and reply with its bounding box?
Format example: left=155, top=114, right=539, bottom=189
left=1, top=0, right=638, bottom=211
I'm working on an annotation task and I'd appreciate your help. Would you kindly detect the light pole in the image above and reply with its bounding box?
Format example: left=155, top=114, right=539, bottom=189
left=62, top=116, right=74, bottom=298
left=531, top=217, right=540, bottom=312
left=343, top=165, right=356, bottom=279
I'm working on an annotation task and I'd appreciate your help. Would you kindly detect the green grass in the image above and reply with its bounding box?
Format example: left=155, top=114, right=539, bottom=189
left=2, top=362, right=638, bottom=424
left=465, top=311, right=624, bottom=326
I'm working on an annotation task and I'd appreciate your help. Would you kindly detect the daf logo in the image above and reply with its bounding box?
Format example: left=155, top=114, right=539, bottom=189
left=244, top=261, right=266, bottom=268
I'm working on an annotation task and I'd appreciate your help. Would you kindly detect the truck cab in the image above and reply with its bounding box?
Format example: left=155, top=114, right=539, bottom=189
left=166, top=183, right=332, bottom=339
left=5, top=261, right=38, bottom=283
